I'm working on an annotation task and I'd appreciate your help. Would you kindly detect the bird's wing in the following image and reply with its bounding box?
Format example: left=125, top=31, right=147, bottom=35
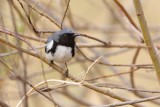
left=45, top=40, right=54, bottom=53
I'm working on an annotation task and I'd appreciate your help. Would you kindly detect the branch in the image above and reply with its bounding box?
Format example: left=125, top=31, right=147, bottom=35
left=23, top=0, right=61, bottom=29
left=0, top=59, right=56, bottom=105
left=0, top=37, right=144, bottom=107
left=114, top=0, right=141, bottom=33
left=133, top=0, right=160, bottom=83
left=0, top=28, right=37, bottom=53
left=0, top=100, right=10, bottom=107
left=92, top=95, right=160, bottom=107
left=61, top=0, right=71, bottom=29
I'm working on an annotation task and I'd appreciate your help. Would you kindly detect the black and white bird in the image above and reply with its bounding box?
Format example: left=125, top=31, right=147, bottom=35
left=45, top=29, right=78, bottom=76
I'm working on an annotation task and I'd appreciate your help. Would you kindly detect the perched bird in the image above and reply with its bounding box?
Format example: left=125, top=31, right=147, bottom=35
left=45, top=29, right=78, bottom=76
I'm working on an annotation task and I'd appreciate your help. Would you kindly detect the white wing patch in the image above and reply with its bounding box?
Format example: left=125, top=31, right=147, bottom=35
left=46, top=40, right=54, bottom=52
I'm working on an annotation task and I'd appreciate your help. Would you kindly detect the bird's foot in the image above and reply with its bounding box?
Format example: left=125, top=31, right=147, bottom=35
left=63, top=69, right=68, bottom=78
left=49, top=60, right=54, bottom=67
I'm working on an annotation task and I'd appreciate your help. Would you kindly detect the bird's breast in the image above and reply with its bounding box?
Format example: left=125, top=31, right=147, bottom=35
left=46, top=45, right=73, bottom=63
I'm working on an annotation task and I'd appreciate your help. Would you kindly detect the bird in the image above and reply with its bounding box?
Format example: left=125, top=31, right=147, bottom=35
left=45, top=29, right=78, bottom=76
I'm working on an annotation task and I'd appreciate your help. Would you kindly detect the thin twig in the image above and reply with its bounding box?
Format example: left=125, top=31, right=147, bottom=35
left=76, top=45, right=152, bottom=68
left=23, top=0, right=60, bottom=29
left=0, top=28, right=38, bottom=53
left=95, top=84, right=160, bottom=94
left=92, top=95, right=160, bottom=107
left=81, top=56, right=103, bottom=83
left=130, top=48, right=141, bottom=90
left=17, top=0, right=38, bottom=34
left=57, top=90, right=92, bottom=106
left=61, top=0, right=71, bottom=29
left=0, top=59, right=56, bottom=105
left=86, top=68, right=141, bottom=81
left=79, top=33, right=109, bottom=45
left=8, top=1, right=29, bottom=106
left=114, top=0, right=141, bottom=33
left=114, top=0, right=145, bottom=95
left=16, top=79, right=81, bottom=107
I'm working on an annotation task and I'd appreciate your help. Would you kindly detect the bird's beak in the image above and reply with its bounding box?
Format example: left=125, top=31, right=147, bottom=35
left=73, top=33, right=79, bottom=37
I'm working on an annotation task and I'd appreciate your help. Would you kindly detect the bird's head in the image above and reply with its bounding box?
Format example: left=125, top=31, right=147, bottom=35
left=59, top=33, right=77, bottom=46
left=46, top=29, right=79, bottom=47
left=54, top=29, right=78, bottom=46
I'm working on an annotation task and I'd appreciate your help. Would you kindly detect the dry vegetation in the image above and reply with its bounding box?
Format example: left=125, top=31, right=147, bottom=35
left=0, top=0, right=160, bottom=107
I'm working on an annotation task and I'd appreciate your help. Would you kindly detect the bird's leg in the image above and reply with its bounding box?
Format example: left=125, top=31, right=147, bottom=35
left=49, top=60, right=54, bottom=67
left=64, top=63, right=69, bottom=77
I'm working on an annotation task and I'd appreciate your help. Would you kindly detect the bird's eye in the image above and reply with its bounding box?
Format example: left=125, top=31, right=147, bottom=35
left=63, top=34, right=68, bottom=37
left=63, top=34, right=69, bottom=40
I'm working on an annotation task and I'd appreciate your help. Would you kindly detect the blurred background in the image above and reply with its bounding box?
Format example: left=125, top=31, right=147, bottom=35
left=0, top=0, right=160, bottom=107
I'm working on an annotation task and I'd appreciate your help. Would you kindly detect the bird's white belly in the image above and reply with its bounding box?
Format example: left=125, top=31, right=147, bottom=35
left=46, top=45, right=73, bottom=63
